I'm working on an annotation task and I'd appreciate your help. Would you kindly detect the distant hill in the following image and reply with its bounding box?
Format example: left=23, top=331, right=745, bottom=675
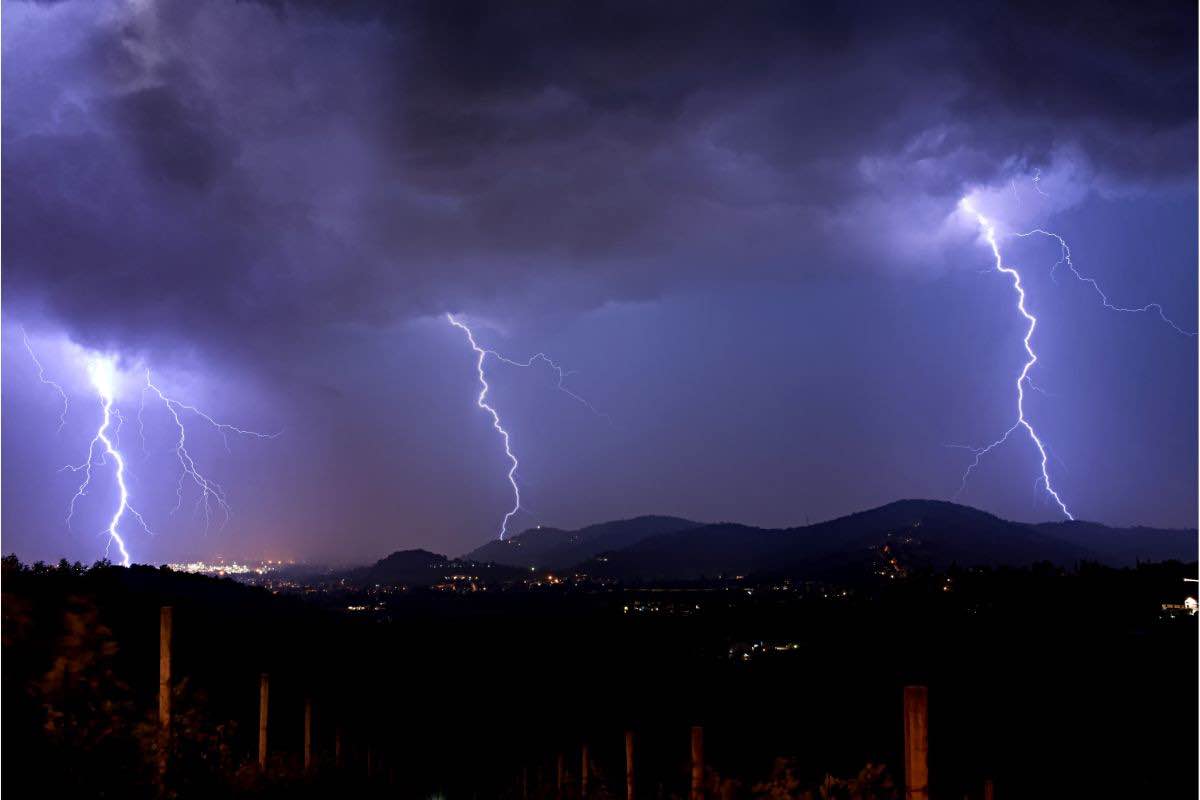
left=348, top=548, right=452, bottom=585
left=494, top=500, right=1195, bottom=582
left=465, top=515, right=702, bottom=569
left=349, top=548, right=525, bottom=586
left=375, top=500, right=1194, bottom=585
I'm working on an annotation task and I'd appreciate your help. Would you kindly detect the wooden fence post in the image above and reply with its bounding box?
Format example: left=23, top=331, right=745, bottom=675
left=625, top=730, right=635, bottom=800
left=983, top=778, right=995, bottom=800
left=258, top=673, right=269, bottom=769
left=159, top=607, right=172, bottom=729
left=158, top=606, right=173, bottom=781
left=903, top=686, right=929, bottom=800
left=581, top=743, right=590, bottom=799
left=690, top=726, right=704, bottom=800
left=335, top=725, right=344, bottom=769
left=557, top=752, right=565, bottom=799
left=304, top=696, right=313, bottom=773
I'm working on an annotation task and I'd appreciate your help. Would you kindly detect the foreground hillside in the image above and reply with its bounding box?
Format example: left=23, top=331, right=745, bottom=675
left=2, top=555, right=1195, bottom=798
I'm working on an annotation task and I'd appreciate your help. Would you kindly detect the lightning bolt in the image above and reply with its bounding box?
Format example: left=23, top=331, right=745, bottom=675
left=1031, top=168, right=1048, bottom=197
left=142, top=370, right=280, bottom=530
left=485, top=350, right=613, bottom=424
left=1015, top=229, right=1196, bottom=337
left=447, top=314, right=521, bottom=539
left=62, top=357, right=152, bottom=566
left=955, top=195, right=1195, bottom=518
left=21, top=328, right=69, bottom=433
left=957, top=201, right=1074, bottom=520
left=17, top=328, right=278, bottom=564
left=446, top=313, right=609, bottom=538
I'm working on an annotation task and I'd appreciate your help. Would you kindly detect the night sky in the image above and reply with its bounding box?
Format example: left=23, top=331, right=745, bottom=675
left=3, top=0, right=1196, bottom=565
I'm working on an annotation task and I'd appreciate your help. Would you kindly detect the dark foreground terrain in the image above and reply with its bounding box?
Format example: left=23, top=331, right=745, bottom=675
left=2, top=553, right=1196, bottom=799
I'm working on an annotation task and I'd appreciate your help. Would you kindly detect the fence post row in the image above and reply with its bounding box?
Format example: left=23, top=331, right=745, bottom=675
left=153, top=614, right=935, bottom=793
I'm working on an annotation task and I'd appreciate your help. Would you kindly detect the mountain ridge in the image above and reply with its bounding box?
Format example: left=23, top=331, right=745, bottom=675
left=465, top=514, right=701, bottom=569
left=458, top=499, right=1195, bottom=581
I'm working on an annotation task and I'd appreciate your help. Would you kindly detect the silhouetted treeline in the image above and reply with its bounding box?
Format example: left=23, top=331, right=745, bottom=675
left=2, top=555, right=1196, bottom=798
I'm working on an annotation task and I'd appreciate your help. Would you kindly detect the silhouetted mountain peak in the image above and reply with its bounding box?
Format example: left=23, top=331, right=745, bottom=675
left=349, top=548, right=454, bottom=586
left=373, top=549, right=450, bottom=568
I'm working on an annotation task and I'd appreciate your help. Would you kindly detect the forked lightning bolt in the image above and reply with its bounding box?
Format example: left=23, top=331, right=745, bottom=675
left=20, top=333, right=278, bottom=564
left=446, top=313, right=607, bottom=539
left=447, top=314, right=522, bottom=539
left=956, top=197, right=1193, bottom=518
left=958, top=201, right=1073, bottom=519
left=62, top=357, right=152, bottom=566
left=142, top=371, right=280, bottom=530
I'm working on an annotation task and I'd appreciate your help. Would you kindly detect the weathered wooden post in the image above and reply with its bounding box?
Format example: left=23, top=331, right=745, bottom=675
left=334, top=725, right=344, bottom=769
left=521, top=766, right=529, bottom=800
left=159, top=607, right=173, bottom=729
left=557, top=752, right=565, bottom=799
left=303, top=696, right=313, bottom=773
left=625, top=730, right=635, bottom=800
left=581, top=743, right=590, bottom=799
left=983, top=778, right=995, bottom=800
left=367, top=744, right=375, bottom=779
left=258, top=673, right=269, bottom=769
left=689, top=726, right=704, bottom=800
left=158, top=606, right=173, bottom=780
left=903, top=686, right=929, bottom=800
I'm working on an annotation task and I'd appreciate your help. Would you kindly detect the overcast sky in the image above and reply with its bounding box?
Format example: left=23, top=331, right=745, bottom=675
left=3, top=0, right=1196, bottom=565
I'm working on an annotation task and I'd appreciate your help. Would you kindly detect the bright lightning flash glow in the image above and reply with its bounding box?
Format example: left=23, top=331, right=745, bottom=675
left=21, top=333, right=279, bottom=565
left=63, top=357, right=152, bottom=566
left=447, top=314, right=522, bottom=539
left=958, top=201, right=1074, bottom=520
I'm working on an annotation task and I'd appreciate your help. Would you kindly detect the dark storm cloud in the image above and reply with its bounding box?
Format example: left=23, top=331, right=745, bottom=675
left=3, top=0, right=1194, bottom=359
left=109, top=83, right=235, bottom=190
